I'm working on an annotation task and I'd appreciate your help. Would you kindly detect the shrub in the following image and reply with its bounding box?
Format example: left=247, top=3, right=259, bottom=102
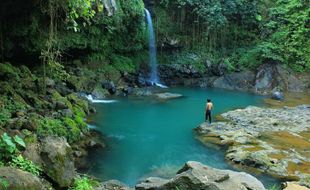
left=63, top=117, right=82, bottom=143
left=10, top=155, right=42, bottom=176
left=36, top=118, right=68, bottom=138
left=69, top=176, right=99, bottom=190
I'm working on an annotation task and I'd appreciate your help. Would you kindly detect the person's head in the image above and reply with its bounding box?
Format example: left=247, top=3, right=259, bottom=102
left=207, top=99, right=211, bottom=102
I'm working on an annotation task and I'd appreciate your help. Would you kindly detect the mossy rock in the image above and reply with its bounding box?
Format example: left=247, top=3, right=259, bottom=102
left=40, top=136, right=76, bottom=187
left=19, top=65, right=35, bottom=80
left=51, top=91, right=73, bottom=110
left=66, top=93, right=89, bottom=113
left=0, top=63, right=20, bottom=81
left=0, top=82, right=15, bottom=95
left=0, top=167, right=50, bottom=190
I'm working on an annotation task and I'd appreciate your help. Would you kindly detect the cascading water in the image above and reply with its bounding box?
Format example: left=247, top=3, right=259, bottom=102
left=145, top=9, right=167, bottom=88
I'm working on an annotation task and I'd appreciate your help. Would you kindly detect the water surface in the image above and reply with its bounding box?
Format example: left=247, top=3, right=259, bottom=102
left=87, top=87, right=278, bottom=187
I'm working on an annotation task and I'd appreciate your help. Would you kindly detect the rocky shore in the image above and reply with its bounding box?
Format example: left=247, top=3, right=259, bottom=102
left=195, top=105, right=310, bottom=189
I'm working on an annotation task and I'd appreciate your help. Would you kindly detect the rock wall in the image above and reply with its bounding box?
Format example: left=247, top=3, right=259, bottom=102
left=149, top=63, right=310, bottom=94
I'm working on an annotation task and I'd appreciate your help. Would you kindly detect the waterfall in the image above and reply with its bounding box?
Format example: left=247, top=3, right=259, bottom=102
left=145, top=9, right=161, bottom=85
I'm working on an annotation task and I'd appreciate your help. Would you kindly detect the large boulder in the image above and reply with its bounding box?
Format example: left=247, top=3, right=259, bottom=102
left=136, top=161, right=265, bottom=190
left=254, top=63, right=308, bottom=93
left=213, top=71, right=255, bottom=91
left=40, top=136, right=76, bottom=187
left=271, top=91, right=284, bottom=100
left=0, top=167, right=49, bottom=190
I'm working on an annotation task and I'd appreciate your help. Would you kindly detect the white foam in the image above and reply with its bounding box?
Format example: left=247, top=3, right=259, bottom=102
left=87, top=124, right=97, bottom=129
left=155, top=83, right=168, bottom=88
left=85, top=94, right=118, bottom=104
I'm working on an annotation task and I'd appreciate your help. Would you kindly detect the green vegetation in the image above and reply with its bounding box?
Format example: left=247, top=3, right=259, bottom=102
left=37, top=116, right=86, bottom=143
left=0, top=133, right=42, bottom=176
left=10, top=155, right=42, bottom=176
left=0, top=133, right=25, bottom=160
left=267, top=184, right=281, bottom=190
left=0, top=177, right=9, bottom=189
left=69, top=175, right=99, bottom=190
left=155, top=0, right=310, bottom=72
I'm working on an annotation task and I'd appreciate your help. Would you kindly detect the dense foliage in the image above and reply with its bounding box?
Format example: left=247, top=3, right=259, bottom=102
left=0, top=0, right=308, bottom=74
left=0, top=0, right=146, bottom=68
left=155, top=0, right=310, bottom=72
left=0, top=133, right=42, bottom=176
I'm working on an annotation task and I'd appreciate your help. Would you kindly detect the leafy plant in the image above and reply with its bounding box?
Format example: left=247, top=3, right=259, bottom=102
left=0, top=133, right=25, bottom=160
left=267, top=184, right=281, bottom=190
left=10, top=155, right=42, bottom=176
left=0, top=177, right=9, bottom=189
left=69, top=176, right=99, bottom=190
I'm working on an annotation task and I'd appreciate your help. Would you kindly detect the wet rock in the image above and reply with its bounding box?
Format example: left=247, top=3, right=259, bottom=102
left=158, top=64, right=203, bottom=85
left=136, top=161, right=265, bottom=190
left=40, top=136, right=76, bottom=187
left=271, top=91, right=284, bottom=101
left=0, top=167, right=50, bottom=190
left=102, top=80, right=116, bottom=94
left=155, top=93, right=182, bottom=100
left=95, top=180, right=133, bottom=190
left=92, top=85, right=109, bottom=99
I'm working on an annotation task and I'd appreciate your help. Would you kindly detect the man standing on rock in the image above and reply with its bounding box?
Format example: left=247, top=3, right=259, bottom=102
left=205, top=99, right=213, bottom=124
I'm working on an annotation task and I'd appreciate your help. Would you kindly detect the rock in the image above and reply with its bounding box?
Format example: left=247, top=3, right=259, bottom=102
left=92, top=86, right=109, bottom=99
left=211, top=61, right=228, bottom=76
left=60, top=108, right=74, bottom=118
left=196, top=105, right=310, bottom=180
left=94, top=180, right=133, bottom=190
left=136, top=161, right=265, bottom=190
left=45, top=77, right=55, bottom=88
left=55, top=83, right=73, bottom=96
left=134, top=89, right=153, bottom=96
left=102, top=80, right=116, bottom=94
left=283, top=182, right=310, bottom=190
left=136, top=177, right=169, bottom=190
left=0, top=167, right=49, bottom=190
left=158, top=64, right=203, bottom=86
left=155, top=93, right=182, bottom=100
left=213, top=71, right=255, bottom=91
left=23, top=143, right=43, bottom=167
left=55, top=101, right=68, bottom=110
left=40, top=136, right=76, bottom=187
left=271, top=91, right=284, bottom=100
left=254, top=63, right=304, bottom=94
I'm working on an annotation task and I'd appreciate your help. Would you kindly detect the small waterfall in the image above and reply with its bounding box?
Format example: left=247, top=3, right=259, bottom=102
left=85, top=94, right=118, bottom=104
left=145, top=9, right=164, bottom=87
